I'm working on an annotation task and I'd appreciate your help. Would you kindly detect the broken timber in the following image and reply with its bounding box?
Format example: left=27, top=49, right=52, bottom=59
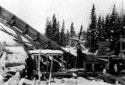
left=98, top=73, right=125, bottom=85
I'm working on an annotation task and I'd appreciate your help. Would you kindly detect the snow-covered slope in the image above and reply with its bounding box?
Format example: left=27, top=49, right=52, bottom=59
left=62, top=47, right=77, bottom=56
left=61, top=47, right=93, bottom=56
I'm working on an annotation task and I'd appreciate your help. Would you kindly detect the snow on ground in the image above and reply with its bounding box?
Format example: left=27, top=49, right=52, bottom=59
left=5, top=46, right=27, bottom=63
left=38, top=77, right=113, bottom=85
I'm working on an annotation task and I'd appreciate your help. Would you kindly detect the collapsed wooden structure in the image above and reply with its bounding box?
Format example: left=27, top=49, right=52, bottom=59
left=0, top=6, right=76, bottom=68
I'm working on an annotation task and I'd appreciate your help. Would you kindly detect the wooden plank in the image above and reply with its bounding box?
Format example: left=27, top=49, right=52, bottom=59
left=22, top=24, right=28, bottom=34
left=0, top=6, right=14, bottom=22
left=27, top=26, right=38, bottom=37
left=41, top=71, right=99, bottom=78
left=13, top=17, right=27, bottom=31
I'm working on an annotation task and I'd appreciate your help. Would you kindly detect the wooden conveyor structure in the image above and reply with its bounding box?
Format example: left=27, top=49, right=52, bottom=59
left=0, top=6, right=76, bottom=67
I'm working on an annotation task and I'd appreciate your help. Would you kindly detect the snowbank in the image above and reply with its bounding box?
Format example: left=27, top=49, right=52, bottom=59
left=38, top=77, right=113, bottom=85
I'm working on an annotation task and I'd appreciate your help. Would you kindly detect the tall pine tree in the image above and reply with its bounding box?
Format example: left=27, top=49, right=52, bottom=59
left=97, top=16, right=102, bottom=41
left=86, top=4, right=98, bottom=51
left=60, top=20, right=66, bottom=47
left=101, top=17, right=106, bottom=41
left=51, top=14, right=60, bottom=44
left=109, top=5, right=118, bottom=50
left=105, top=14, right=111, bottom=41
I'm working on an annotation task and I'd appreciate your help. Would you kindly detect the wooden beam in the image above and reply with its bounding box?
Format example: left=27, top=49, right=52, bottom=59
left=22, top=24, right=28, bottom=34
left=7, top=15, right=15, bottom=25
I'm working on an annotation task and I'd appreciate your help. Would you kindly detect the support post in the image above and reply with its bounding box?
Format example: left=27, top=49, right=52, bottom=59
left=38, top=50, right=42, bottom=81
left=92, top=63, right=95, bottom=72
left=49, top=53, right=54, bottom=84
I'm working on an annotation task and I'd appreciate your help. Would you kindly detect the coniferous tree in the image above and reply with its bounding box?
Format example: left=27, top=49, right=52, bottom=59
left=51, top=14, right=57, bottom=40
left=120, top=15, right=125, bottom=37
left=78, top=25, right=83, bottom=39
left=51, top=14, right=60, bottom=44
left=101, top=17, right=106, bottom=41
left=109, top=5, right=118, bottom=50
left=69, top=22, right=76, bottom=47
left=116, top=17, right=122, bottom=37
left=85, top=29, right=91, bottom=48
left=55, top=21, right=60, bottom=44
left=70, top=22, right=76, bottom=38
left=105, top=14, right=111, bottom=41
left=85, top=4, right=125, bottom=52
left=86, top=4, right=98, bottom=51
left=97, top=16, right=102, bottom=41
left=89, top=4, right=97, bottom=30
left=66, top=29, right=70, bottom=46
left=60, top=21, right=66, bottom=47
left=45, top=17, right=52, bottom=39
left=111, top=5, right=117, bottom=40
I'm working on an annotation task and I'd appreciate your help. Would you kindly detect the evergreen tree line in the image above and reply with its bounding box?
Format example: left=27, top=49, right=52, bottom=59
left=85, top=4, right=125, bottom=52
left=45, top=14, right=86, bottom=47
left=45, top=4, right=125, bottom=50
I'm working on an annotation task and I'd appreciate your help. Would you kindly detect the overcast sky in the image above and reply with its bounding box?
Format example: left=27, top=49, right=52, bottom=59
left=0, top=0, right=124, bottom=43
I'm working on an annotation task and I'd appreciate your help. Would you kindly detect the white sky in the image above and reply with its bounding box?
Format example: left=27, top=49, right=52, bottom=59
left=0, top=0, right=124, bottom=43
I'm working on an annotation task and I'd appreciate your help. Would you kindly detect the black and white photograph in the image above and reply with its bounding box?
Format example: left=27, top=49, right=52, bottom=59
left=0, top=0, right=124, bottom=85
